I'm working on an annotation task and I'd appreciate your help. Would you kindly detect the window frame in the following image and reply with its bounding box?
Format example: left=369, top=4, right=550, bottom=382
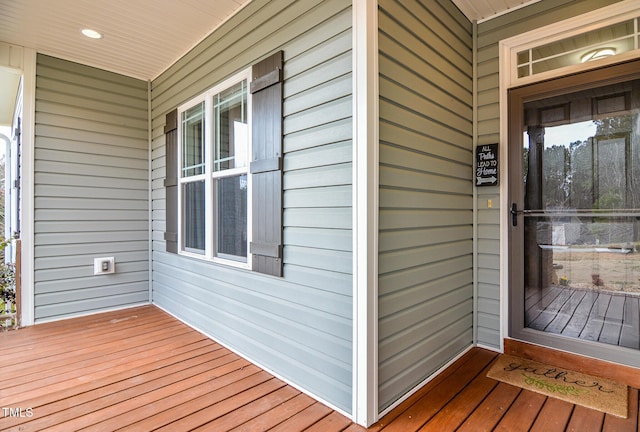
left=501, top=0, right=640, bottom=88
left=177, top=68, right=253, bottom=269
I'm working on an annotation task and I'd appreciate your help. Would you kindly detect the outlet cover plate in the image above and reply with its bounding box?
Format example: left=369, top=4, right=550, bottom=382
left=94, top=257, right=115, bottom=275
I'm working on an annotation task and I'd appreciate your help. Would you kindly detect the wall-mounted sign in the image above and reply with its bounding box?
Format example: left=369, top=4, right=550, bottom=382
left=476, top=143, right=499, bottom=187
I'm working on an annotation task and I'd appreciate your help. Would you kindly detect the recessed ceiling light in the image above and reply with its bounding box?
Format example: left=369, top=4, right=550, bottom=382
left=580, top=47, right=616, bottom=63
left=81, top=28, right=103, bottom=39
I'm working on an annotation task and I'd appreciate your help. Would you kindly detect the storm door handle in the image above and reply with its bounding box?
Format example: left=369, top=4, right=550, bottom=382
left=510, top=203, right=523, bottom=227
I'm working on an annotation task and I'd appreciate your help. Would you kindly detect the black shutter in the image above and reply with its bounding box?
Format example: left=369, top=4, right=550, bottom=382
left=164, top=109, right=179, bottom=254
left=250, top=51, right=284, bottom=276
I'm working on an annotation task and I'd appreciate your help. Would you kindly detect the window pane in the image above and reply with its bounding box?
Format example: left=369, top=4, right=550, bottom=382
left=214, top=80, right=247, bottom=171
left=516, top=18, right=639, bottom=79
left=216, top=175, right=247, bottom=260
left=531, top=20, right=634, bottom=62
left=182, top=180, right=205, bottom=254
left=517, top=50, right=529, bottom=65
left=518, top=65, right=530, bottom=78
left=182, top=102, right=205, bottom=177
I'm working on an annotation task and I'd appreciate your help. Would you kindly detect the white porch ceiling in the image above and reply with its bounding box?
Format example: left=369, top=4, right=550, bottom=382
left=0, top=0, right=540, bottom=126
left=453, top=0, right=544, bottom=22
left=0, top=0, right=251, bottom=81
left=0, top=0, right=542, bottom=81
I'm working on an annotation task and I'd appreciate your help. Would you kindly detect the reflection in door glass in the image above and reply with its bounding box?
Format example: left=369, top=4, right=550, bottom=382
left=522, top=82, right=640, bottom=351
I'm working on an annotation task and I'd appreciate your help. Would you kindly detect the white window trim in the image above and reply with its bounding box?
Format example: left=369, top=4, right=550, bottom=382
left=498, top=0, right=640, bottom=350
left=177, top=68, right=253, bottom=270
left=502, top=0, right=640, bottom=88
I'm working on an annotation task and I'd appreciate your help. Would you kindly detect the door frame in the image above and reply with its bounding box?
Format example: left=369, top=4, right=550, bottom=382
left=498, top=1, right=640, bottom=353
left=507, top=60, right=640, bottom=367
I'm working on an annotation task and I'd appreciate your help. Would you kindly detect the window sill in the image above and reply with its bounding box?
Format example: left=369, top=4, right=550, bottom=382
left=178, top=250, right=251, bottom=271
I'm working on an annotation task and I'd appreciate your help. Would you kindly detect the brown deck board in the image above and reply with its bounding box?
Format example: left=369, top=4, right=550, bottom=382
left=8, top=339, right=217, bottom=411
left=457, top=382, right=521, bottom=431
left=344, top=424, right=369, bottom=432
left=565, top=405, right=605, bottom=432
left=1, top=348, right=233, bottom=430
left=154, top=378, right=287, bottom=431
left=267, top=402, right=334, bottom=432
left=372, top=348, right=497, bottom=432
left=0, top=318, right=181, bottom=370
left=191, top=385, right=301, bottom=431
left=419, top=360, right=500, bottom=431
left=303, top=410, right=354, bottom=432
left=529, top=397, right=575, bottom=432
left=1, top=322, right=193, bottom=381
left=1, top=305, right=639, bottom=432
left=72, top=366, right=265, bottom=431
left=7, top=355, right=244, bottom=431
left=493, top=391, right=548, bottom=432
left=0, top=306, right=165, bottom=349
left=229, top=393, right=316, bottom=431
left=5, top=329, right=207, bottom=402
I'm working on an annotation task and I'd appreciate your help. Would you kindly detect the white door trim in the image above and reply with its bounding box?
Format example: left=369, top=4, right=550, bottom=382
left=498, top=0, right=640, bottom=348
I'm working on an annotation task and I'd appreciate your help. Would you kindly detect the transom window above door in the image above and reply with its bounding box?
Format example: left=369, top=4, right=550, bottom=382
left=502, top=0, right=640, bottom=87
left=516, top=16, right=639, bottom=79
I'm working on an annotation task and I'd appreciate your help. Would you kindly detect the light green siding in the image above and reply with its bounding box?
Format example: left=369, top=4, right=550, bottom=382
left=34, top=54, right=149, bottom=321
left=377, top=0, right=474, bottom=411
left=475, top=0, right=624, bottom=349
left=151, top=0, right=353, bottom=413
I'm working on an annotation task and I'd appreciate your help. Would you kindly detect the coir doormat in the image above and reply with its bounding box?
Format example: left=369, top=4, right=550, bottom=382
left=487, top=354, right=628, bottom=418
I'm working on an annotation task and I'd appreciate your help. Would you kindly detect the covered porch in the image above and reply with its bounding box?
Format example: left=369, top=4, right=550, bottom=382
left=1, top=306, right=638, bottom=431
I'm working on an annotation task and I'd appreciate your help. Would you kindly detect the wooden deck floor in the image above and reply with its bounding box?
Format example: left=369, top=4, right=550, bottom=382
left=526, top=285, right=640, bottom=349
left=0, top=305, right=638, bottom=431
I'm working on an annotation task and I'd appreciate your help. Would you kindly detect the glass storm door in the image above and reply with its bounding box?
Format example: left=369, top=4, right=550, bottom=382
left=509, top=60, right=640, bottom=367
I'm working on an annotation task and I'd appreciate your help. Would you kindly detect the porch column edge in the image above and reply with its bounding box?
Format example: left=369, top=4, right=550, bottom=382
left=352, top=0, right=379, bottom=427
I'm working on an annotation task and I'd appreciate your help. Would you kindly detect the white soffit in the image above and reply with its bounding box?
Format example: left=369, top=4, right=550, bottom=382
left=0, top=0, right=548, bottom=126
left=0, top=0, right=548, bottom=82
left=0, top=0, right=251, bottom=81
left=451, top=0, right=544, bottom=22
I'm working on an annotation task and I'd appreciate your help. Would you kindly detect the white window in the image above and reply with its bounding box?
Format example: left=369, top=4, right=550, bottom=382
left=178, top=69, right=252, bottom=267
left=501, top=0, right=640, bottom=87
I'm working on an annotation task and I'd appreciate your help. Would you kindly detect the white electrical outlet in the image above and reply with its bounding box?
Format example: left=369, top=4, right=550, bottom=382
left=94, top=257, right=115, bottom=275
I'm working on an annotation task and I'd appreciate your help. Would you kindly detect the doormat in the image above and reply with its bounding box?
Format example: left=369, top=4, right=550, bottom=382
left=487, top=354, right=628, bottom=418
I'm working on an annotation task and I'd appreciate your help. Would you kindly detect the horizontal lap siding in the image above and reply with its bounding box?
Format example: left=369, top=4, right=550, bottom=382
left=377, top=0, right=473, bottom=411
left=475, top=0, right=623, bottom=350
left=34, top=54, right=149, bottom=321
left=151, top=0, right=353, bottom=413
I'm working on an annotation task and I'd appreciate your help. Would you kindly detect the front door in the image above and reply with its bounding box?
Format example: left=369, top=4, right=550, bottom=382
left=509, top=59, right=640, bottom=367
